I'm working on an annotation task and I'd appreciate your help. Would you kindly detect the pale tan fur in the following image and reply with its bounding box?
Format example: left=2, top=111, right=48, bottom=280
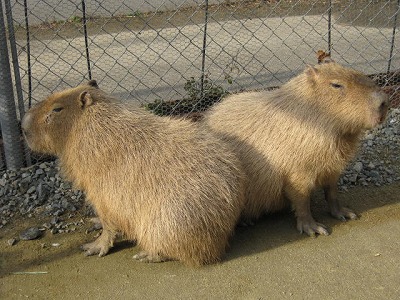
left=22, top=82, right=246, bottom=266
left=203, top=62, right=388, bottom=236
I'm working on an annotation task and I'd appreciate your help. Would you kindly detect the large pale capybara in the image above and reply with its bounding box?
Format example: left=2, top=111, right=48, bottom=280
left=204, top=62, right=389, bottom=236
left=21, top=80, right=246, bottom=266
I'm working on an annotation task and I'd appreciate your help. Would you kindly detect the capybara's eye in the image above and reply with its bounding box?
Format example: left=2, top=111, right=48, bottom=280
left=330, top=83, right=343, bottom=89
left=52, top=107, right=63, bottom=112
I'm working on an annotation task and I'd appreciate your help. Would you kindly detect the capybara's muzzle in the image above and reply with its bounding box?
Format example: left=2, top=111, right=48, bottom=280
left=21, top=112, right=32, bottom=141
left=378, top=91, right=389, bottom=124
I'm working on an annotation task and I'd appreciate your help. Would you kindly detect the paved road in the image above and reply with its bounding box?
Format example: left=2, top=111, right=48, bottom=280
left=17, top=12, right=399, bottom=105
left=10, top=0, right=222, bottom=25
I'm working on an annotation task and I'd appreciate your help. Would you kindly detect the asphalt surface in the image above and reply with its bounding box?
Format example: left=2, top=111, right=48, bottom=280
left=15, top=12, right=399, bottom=104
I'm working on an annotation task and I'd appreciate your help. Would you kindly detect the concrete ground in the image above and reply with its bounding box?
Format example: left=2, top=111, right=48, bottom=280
left=1, top=183, right=399, bottom=299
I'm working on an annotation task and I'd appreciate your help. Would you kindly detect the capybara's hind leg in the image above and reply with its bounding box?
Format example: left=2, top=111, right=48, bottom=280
left=324, top=179, right=358, bottom=221
left=285, top=182, right=329, bottom=237
left=81, top=224, right=117, bottom=257
left=133, top=251, right=169, bottom=263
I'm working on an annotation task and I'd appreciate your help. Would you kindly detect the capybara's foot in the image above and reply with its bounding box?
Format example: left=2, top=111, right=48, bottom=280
left=81, top=240, right=111, bottom=257
left=81, top=227, right=116, bottom=257
left=296, top=217, right=329, bottom=237
left=133, top=251, right=169, bottom=263
left=330, top=206, right=358, bottom=221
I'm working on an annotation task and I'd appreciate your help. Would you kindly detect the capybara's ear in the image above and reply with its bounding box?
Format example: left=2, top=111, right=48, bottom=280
left=305, top=65, right=319, bottom=78
left=79, top=91, right=94, bottom=108
left=87, top=79, right=99, bottom=88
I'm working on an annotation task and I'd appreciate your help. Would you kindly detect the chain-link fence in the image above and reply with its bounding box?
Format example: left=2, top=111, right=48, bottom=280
left=0, top=0, right=399, bottom=170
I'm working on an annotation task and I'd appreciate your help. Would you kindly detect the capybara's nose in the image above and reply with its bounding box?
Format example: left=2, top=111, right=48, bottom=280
left=379, top=91, right=389, bottom=110
left=377, top=91, right=389, bottom=124
left=380, top=99, right=388, bottom=110
left=373, top=90, right=389, bottom=109
left=21, top=112, right=31, bottom=135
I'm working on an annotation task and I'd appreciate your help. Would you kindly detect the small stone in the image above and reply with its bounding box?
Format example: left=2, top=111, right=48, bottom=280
left=42, top=222, right=52, bottom=229
left=384, top=168, right=394, bottom=175
left=61, top=199, right=69, bottom=209
left=365, top=133, right=374, bottom=140
left=26, top=186, right=36, bottom=194
left=35, top=169, right=44, bottom=176
left=51, top=243, right=60, bottom=247
left=349, top=174, right=357, bottom=183
left=50, top=216, right=60, bottom=225
left=53, top=210, right=63, bottom=216
left=368, top=162, right=376, bottom=169
left=19, top=227, right=43, bottom=240
left=7, top=238, right=17, bottom=246
left=370, top=171, right=380, bottom=178
left=37, top=183, right=49, bottom=204
left=21, top=172, right=30, bottom=179
left=353, top=162, right=363, bottom=173
left=19, top=181, right=29, bottom=194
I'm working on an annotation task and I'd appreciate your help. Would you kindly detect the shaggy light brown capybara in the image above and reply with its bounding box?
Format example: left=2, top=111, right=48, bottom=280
left=22, top=80, right=246, bottom=266
left=204, top=62, right=389, bottom=236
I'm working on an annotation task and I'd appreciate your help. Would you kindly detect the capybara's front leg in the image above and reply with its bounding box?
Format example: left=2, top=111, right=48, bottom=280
left=81, top=222, right=117, bottom=257
left=324, top=178, right=358, bottom=221
left=285, top=183, right=329, bottom=237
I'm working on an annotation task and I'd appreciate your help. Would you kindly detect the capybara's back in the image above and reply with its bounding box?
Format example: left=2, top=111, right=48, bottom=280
left=204, top=62, right=388, bottom=236
left=22, top=81, right=245, bottom=266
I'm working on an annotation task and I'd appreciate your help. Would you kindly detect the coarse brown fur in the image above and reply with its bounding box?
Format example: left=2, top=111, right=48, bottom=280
left=203, top=62, right=389, bottom=236
left=22, top=81, right=246, bottom=266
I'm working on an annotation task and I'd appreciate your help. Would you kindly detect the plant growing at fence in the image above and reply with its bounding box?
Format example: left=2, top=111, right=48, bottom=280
left=145, top=75, right=230, bottom=117
left=69, top=16, right=82, bottom=23
left=126, top=11, right=143, bottom=18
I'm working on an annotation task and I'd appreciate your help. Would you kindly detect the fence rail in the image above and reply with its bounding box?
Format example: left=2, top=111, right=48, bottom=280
left=0, top=0, right=399, bottom=170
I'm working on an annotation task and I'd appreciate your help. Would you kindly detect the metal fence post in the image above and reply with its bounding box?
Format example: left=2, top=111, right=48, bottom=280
left=200, top=0, right=209, bottom=99
left=328, top=0, right=332, bottom=53
left=0, top=147, right=4, bottom=169
left=5, top=0, right=31, bottom=166
left=81, top=0, right=92, bottom=80
left=23, top=0, right=32, bottom=108
left=387, top=0, right=399, bottom=73
left=0, top=0, right=24, bottom=170
left=5, top=0, right=24, bottom=119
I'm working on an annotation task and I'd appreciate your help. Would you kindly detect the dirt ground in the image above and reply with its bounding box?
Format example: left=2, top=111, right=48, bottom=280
left=1, top=182, right=399, bottom=299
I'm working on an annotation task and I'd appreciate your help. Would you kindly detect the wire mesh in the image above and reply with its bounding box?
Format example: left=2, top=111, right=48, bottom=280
left=0, top=0, right=399, bottom=170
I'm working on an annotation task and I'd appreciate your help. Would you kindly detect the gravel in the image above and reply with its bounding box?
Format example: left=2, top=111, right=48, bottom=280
left=0, top=109, right=399, bottom=233
left=0, top=160, right=90, bottom=232
left=339, top=108, right=400, bottom=191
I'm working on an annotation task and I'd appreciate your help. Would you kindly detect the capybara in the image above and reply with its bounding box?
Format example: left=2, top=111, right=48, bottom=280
left=21, top=80, right=246, bottom=266
left=204, top=62, right=389, bottom=236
